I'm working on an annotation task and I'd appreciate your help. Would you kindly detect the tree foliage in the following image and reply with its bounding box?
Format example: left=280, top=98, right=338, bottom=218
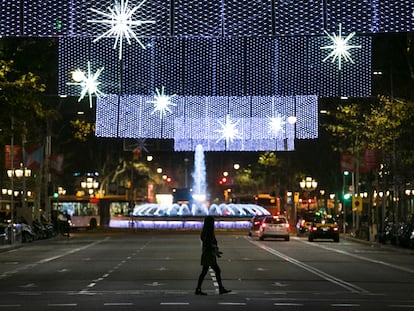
left=325, top=96, right=414, bottom=177
left=70, top=119, right=96, bottom=142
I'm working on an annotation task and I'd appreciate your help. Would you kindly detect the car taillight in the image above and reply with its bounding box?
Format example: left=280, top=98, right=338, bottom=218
left=285, top=223, right=290, bottom=230
left=261, top=223, right=267, bottom=229
left=254, top=221, right=260, bottom=226
left=333, top=227, right=339, bottom=232
left=312, top=226, right=318, bottom=231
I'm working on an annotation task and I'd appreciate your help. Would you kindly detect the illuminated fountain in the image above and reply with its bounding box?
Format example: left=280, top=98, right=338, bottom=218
left=109, top=144, right=270, bottom=229
left=191, top=144, right=208, bottom=215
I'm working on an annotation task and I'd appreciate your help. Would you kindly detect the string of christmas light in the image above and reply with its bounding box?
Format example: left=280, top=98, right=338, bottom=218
left=95, top=94, right=317, bottom=151
left=2, top=0, right=413, bottom=37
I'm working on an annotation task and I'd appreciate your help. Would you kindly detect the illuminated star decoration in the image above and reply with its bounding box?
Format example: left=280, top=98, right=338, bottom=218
left=148, top=86, right=176, bottom=119
left=267, top=114, right=285, bottom=137
left=67, top=61, right=104, bottom=108
left=88, top=0, right=155, bottom=60
left=321, top=23, right=361, bottom=70
left=215, top=115, right=241, bottom=147
left=134, top=138, right=149, bottom=153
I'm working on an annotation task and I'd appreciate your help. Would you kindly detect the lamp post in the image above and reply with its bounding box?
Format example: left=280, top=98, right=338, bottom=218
left=7, top=164, right=32, bottom=219
left=299, top=177, right=318, bottom=210
left=81, top=177, right=99, bottom=196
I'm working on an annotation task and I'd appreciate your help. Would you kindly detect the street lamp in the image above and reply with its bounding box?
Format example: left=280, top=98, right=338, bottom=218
left=81, top=177, right=99, bottom=196
left=299, top=177, right=318, bottom=210
left=7, top=164, right=32, bottom=224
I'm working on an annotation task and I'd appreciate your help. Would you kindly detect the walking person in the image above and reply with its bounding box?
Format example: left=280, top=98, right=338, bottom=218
left=195, top=216, right=231, bottom=295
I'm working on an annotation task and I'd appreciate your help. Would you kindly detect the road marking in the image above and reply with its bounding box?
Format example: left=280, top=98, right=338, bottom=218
left=0, top=305, right=21, bottom=308
left=272, top=282, right=288, bottom=287
left=388, top=305, right=414, bottom=308
left=219, top=302, right=246, bottom=306
left=80, top=244, right=145, bottom=294
left=48, top=304, right=78, bottom=307
left=331, top=303, right=360, bottom=307
left=19, top=283, right=36, bottom=288
left=160, top=302, right=190, bottom=305
left=145, top=281, right=164, bottom=287
left=0, top=238, right=110, bottom=280
left=246, top=237, right=370, bottom=294
left=38, top=237, right=111, bottom=264
left=301, top=240, right=414, bottom=274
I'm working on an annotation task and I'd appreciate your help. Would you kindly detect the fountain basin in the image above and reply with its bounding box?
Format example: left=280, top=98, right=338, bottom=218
left=108, top=203, right=271, bottom=229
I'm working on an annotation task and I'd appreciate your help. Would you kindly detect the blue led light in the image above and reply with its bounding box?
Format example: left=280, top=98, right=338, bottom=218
left=2, top=0, right=413, bottom=37
left=58, top=36, right=372, bottom=98
left=96, top=94, right=317, bottom=151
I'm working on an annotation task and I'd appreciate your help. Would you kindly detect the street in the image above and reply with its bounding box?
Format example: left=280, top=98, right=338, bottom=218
left=0, top=230, right=413, bottom=310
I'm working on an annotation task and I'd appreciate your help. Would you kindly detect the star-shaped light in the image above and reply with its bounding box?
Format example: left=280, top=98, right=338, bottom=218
left=215, top=115, right=241, bottom=146
left=67, top=61, right=104, bottom=108
left=148, top=86, right=176, bottom=119
left=267, top=114, right=285, bottom=137
left=321, top=23, right=361, bottom=70
left=88, top=0, right=155, bottom=60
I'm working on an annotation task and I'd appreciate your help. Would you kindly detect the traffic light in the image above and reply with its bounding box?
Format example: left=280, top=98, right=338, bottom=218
left=352, top=196, right=363, bottom=212
left=343, top=192, right=351, bottom=200
left=219, top=177, right=227, bottom=185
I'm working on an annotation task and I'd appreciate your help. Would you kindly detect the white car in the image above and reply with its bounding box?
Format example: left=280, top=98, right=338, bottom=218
left=257, top=216, right=290, bottom=241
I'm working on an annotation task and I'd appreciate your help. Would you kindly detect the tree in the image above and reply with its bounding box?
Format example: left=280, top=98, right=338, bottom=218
left=255, top=152, right=282, bottom=194
left=233, top=168, right=259, bottom=194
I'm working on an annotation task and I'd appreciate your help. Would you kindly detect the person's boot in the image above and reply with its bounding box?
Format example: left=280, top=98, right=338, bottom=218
left=219, top=287, right=231, bottom=294
left=195, top=288, right=207, bottom=295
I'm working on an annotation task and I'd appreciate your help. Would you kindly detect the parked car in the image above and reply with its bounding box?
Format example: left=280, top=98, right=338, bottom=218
left=308, top=215, right=340, bottom=242
left=254, top=215, right=290, bottom=241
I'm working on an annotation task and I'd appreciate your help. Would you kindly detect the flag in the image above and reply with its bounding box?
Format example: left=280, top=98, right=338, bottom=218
left=360, top=149, right=380, bottom=173
left=49, top=153, right=64, bottom=174
left=340, top=152, right=355, bottom=173
left=26, top=145, right=44, bottom=169
left=4, top=145, right=22, bottom=169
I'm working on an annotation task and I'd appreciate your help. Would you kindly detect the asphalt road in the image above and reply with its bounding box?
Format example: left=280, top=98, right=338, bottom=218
left=0, top=230, right=413, bottom=311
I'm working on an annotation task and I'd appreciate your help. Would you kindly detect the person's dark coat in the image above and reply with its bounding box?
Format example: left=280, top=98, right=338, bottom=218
left=200, top=232, right=219, bottom=266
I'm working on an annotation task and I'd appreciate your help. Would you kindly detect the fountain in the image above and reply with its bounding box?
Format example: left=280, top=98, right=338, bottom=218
left=109, top=144, right=270, bottom=229
left=190, top=144, right=209, bottom=215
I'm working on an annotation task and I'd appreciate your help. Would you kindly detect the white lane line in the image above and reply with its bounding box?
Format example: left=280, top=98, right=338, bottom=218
left=80, top=240, right=152, bottom=294
left=300, top=239, right=414, bottom=274
left=38, top=237, right=111, bottom=264
left=160, top=302, right=190, bottom=305
left=48, top=304, right=78, bottom=307
left=331, top=304, right=361, bottom=307
left=0, top=237, right=111, bottom=281
left=219, top=302, right=247, bottom=306
left=246, top=237, right=370, bottom=294
left=389, top=305, right=414, bottom=308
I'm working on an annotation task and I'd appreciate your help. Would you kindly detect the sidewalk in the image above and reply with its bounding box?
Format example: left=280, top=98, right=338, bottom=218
left=342, top=233, right=414, bottom=254
left=0, top=240, right=23, bottom=253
